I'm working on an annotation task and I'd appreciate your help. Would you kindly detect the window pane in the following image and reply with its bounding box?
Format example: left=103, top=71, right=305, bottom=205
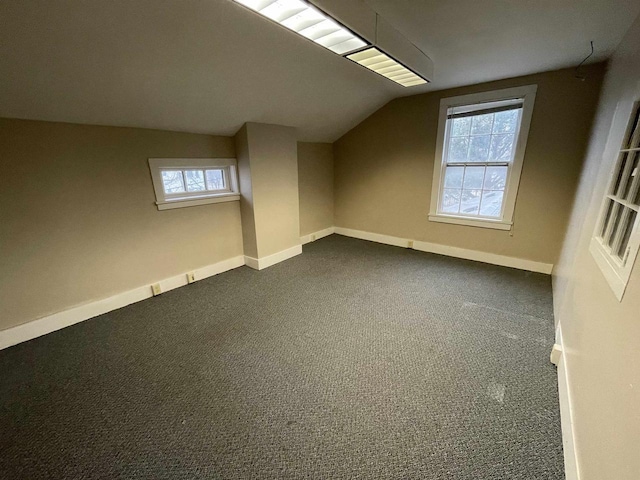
left=463, top=166, right=485, bottom=189
left=442, top=189, right=461, bottom=213
left=617, top=210, right=637, bottom=259
left=493, top=109, right=520, bottom=134
left=626, top=107, right=640, bottom=149
left=489, top=134, right=515, bottom=162
left=484, top=166, right=508, bottom=190
left=185, top=170, right=206, bottom=192
left=161, top=171, right=185, bottom=194
left=479, top=190, right=504, bottom=217
left=468, top=135, right=490, bottom=162
left=622, top=153, right=638, bottom=200
left=460, top=189, right=482, bottom=215
left=205, top=169, right=225, bottom=190
left=451, top=117, right=471, bottom=137
left=606, top=205, right=625, bottom=248
left=470, top=113, right=493, bottom=135
left=600, top=199, right=614, bottom=238
left=448, top=137, right=469, bottom=162
left=612, top=152, right=628, bottom=195
left=444, top=166, right=464, bottom=189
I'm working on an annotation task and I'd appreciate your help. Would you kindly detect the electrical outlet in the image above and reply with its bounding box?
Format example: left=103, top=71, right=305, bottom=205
left=408, top=240, right=414, bottom=248
left=151, top=283, right=162, bottom=296
left=311, top=234, right=316, bottom=241
left=187, top=272, right=196, bottom=284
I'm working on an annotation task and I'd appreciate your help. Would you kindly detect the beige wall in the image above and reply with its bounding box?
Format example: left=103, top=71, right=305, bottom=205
left=0, top=118, right=244, bottom=331
left=553, top=15, right=640, bottom=480
left=334, top=64, right=606, bottom=264
left=297, top=142, right=334, bottom=236
left=235, top=122, right=300, bottom=259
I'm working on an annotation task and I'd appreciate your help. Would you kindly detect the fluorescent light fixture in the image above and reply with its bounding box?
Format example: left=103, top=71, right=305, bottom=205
left=234, top=0, right=367, bottom=55
left=346, top=47, right=428, bottom=87
left=233, top=1, right=430, bottom=87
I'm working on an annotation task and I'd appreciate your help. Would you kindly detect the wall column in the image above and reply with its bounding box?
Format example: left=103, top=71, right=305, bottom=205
left=235, top=122, right=301, bottom=269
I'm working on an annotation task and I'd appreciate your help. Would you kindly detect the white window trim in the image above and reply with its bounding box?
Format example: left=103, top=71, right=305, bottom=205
left=589, top=94, right=640, bottom=302
left=148, top=158, right=240, bottom=210
left=429, top=84, right=538, bottom=230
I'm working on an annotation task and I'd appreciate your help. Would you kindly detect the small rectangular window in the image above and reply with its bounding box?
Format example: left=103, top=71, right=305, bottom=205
left=148, top=158, right=239, bottom=210
left=160, top=168, right=228, bottom=196
left=429, top=85, right=537, bottom=230
left=590, top=101, right=640, bottom=300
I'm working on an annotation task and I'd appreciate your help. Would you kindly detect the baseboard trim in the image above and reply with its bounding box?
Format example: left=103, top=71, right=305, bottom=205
left=0, top=255, right=246, bottom=351
left=334, top=227, right=409, bottom=248
left=413, top=240, right=553, bottom=274
left=300, top=226, right=335, bottom=245
left=334, top=227, right=553, bottom=274
left=244, top=244, right=303, bottom=271
left=243, top=255, right=260, bottom=270
left=555, top=325, right=580, bottom=480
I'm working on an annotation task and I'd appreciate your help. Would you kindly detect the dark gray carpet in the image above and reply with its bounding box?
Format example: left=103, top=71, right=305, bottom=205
left=0, top=235, right=564, bottom=479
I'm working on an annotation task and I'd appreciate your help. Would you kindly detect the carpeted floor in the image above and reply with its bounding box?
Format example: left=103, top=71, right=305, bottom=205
left=0, top=235, right=564, bottom=479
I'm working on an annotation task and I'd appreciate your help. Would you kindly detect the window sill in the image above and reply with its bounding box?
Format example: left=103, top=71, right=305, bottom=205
left=156, top=194, right=240, bottom=210
left=428, top=214, right=512, bottom=231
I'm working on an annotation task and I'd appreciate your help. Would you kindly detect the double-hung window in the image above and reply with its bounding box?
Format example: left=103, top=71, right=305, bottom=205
left=148, top=158, right=240, bottom=210
left=429, top=85, right=537, bottom=230
left=590, top=100, right=640, bottom=300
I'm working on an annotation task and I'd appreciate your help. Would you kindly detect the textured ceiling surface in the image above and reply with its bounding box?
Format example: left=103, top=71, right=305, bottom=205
left=1, top=0, right=639, bottom=141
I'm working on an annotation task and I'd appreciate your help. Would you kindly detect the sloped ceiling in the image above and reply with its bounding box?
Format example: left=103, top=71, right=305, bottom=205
left=1, top=0, right=639, bottom=142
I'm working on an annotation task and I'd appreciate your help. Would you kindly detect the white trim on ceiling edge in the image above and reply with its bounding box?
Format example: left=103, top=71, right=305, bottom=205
left=554, top=325, right=581, bottom=480
left=333, top=226, right=554, bottom=274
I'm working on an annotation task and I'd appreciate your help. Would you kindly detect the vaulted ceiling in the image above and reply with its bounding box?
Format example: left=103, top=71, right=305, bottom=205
left=1, top=0, right=639, bottom=142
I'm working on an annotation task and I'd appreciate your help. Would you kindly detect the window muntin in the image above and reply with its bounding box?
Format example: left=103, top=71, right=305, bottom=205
left=148, top=158, right=239, bottom=210
left=429, top=86, right=536, bottom=230
left=591, top=100, right=640, bottom=300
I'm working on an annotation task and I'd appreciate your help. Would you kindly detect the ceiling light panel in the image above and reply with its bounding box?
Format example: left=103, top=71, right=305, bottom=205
left=234, top=0, right=367, bottom=55
left=346, top=47, right=428, bottom=87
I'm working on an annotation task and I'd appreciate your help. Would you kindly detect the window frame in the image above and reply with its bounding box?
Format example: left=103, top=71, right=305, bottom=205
left=148, top=158, right=240, bottom=210
left=429, top=85, right=538, bottom=230
left=589, top=98, right=640, bottom=301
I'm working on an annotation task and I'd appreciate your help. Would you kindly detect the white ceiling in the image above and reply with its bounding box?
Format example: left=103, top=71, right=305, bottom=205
left=1, top=0, right=639, bottom=142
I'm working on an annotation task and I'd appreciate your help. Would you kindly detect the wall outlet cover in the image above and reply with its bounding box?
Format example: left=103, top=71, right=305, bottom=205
left=151, top=283, right=162, bottom=296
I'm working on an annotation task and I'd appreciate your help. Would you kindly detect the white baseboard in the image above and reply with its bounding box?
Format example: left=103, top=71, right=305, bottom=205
left=243, top=255, right=260, bottom=270
left=413, top=240, right=553, bottom=274
left=0, top=255, right=245, bottom=351
left=550, top=343, right=562, bottom=366
left=555, top=325, right=580, bottom=480
left=334, top=226, right=553, bottom=274
left=244, top=244, right=302, bottom=271
left=300, top=226, right=335, bottom=245
left=334, top=227, right=409, bottom=248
